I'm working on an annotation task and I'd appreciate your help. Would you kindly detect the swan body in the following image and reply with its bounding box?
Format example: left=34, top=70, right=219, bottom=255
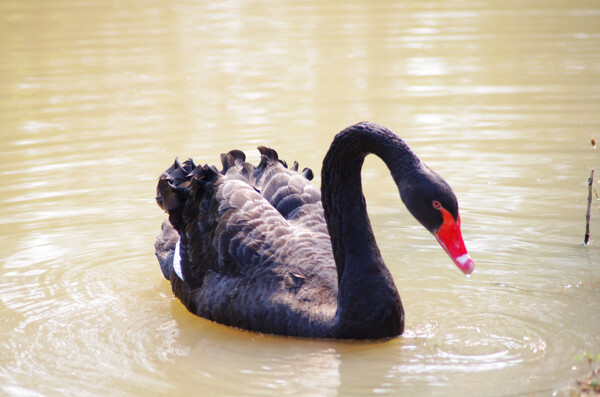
left=155, top=121, right=474, bottom=339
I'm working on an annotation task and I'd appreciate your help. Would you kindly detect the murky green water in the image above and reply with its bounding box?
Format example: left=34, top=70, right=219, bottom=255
left=1, top=0, right=599, bottom=395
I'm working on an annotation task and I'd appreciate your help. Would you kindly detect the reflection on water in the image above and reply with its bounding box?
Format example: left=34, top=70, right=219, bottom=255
left=1, top=0, right=599, bottom=396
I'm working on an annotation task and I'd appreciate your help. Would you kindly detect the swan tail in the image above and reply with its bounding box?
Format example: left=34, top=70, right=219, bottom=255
left=156, top=157, right=222, bottom=288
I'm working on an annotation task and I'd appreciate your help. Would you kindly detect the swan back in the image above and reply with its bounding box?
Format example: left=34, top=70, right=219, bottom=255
left=155, top=148, right=339, bottom=336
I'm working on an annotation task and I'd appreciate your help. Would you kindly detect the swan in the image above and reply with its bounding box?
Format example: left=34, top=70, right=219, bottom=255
left=154, top=121, right=474, bottom=339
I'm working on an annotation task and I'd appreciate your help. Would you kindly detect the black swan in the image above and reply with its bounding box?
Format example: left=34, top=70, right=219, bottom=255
left=154, top=121, right=474, bottom=339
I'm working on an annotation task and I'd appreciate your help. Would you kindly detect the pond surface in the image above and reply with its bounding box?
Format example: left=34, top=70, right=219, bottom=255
left=1, top=0, right=599, bottom=395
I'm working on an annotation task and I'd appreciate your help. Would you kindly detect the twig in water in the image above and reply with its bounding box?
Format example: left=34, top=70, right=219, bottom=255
left=584, top=169, right=594, bottom=245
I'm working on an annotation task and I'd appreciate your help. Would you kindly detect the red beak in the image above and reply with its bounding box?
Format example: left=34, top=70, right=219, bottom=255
left=433, top=207, right=475, bottom=275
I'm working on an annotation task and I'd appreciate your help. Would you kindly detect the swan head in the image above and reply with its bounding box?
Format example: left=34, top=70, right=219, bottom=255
left=399, top=166, right=475, bottom=275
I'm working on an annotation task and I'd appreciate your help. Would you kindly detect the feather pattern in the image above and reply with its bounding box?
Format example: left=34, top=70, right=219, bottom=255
left=156, top=145, right=337, bottom=337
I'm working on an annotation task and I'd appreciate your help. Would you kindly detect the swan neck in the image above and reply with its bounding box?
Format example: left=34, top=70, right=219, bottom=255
left=321, top=122, right=415, bottom=337
left=321, top=122, right=419, bottom=278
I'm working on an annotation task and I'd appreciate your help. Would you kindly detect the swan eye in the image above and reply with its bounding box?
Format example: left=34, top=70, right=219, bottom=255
left=432, top=200, right=441, bottom=209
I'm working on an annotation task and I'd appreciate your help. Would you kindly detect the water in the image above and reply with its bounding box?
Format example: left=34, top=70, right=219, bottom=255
left=1, top=0, right=599, bottom=395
